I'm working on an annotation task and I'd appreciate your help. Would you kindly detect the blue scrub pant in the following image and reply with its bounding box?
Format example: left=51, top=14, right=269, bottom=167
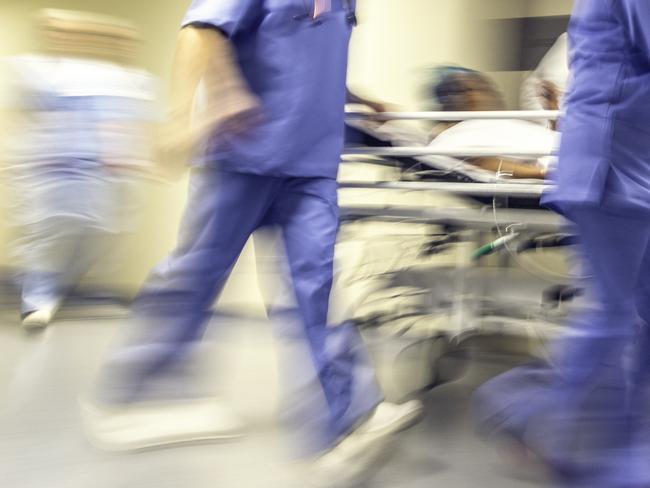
left=99, top=168, right=382, bottom=447
left=475, top=206, right=650, bottom=487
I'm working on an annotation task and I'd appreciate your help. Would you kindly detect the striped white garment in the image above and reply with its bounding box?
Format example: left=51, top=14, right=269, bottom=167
left=4, top=55, right=158, bottom=172
left=313, top=0, right=332, bottom=19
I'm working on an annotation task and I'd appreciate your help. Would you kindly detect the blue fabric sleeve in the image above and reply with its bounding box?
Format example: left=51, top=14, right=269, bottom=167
left=181, top=0, right=263, bottom=37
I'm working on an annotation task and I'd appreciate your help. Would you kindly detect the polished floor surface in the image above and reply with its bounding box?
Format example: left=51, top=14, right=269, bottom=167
left=0, top=304, right=548, bottom=488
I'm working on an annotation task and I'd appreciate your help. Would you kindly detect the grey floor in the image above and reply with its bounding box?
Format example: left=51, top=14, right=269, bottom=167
left=0, top=305, right=548, bottom=488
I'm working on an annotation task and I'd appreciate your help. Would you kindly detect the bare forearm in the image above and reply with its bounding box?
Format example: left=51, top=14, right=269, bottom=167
left=169, top=26, right=246, bottom=120
left=346, top=88, right=388, bottom=113
left=159, top=25, right=261, bottom=177
left=346, top=88, right=365, bottom=105
left=472, top=157, right=546, bottom=179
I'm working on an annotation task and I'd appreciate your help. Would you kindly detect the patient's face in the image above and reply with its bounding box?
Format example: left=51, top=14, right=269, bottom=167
left=435, top=72, right=506, bottom=112
left=460, top=75, right=505, bottom=111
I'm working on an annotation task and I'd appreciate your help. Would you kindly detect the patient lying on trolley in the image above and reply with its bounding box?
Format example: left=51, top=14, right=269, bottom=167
left=428, top=67, right=558, bottom=180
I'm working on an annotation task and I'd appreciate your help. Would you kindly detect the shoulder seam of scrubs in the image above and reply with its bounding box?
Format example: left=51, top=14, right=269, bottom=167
left=182, top=22, right=232, bottom=41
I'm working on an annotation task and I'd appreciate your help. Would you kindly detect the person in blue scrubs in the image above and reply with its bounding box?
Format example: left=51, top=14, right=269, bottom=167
left=87, top=0, right=422, bottom=478
left=475, top=2, right=650, bottom=486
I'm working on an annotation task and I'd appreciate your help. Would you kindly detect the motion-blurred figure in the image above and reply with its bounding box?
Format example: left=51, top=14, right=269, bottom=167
left=86, top=1, right=422, bottom=484
left=4, top=10, right=156, bottom=330
left=476, top=2, right=650, bottom=486
left=429, top=67, right=556, bottom=179
left=520, top=33, right=569, bottom=115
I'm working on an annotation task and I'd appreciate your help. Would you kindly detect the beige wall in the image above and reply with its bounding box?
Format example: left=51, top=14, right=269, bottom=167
left=526, top=0, right=574, bottom=17
left=348, top=0, right=529, bottom=109
left=349, top=0, right=574, bottom=110
left=0, top=0, right=571, bottom=314
left=0, top=0, right=190, bottom=71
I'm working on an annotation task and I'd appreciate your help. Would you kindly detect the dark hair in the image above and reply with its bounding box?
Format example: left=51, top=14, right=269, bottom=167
left=429, top=66, right=503, bottom=111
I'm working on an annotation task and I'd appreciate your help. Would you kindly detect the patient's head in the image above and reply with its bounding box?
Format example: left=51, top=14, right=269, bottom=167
left=431, top=67, right=505, bottom=111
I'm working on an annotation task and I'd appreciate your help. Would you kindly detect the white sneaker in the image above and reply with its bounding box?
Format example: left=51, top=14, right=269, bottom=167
left=310, top=400, right=424, bottom=487
left=21, top=307, right=57, bottom=330
left=80, top=397, right=246, bottom=452
left=354, top=400, right=425, bottom=437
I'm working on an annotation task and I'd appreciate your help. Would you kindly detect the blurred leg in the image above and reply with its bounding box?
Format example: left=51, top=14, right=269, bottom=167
left=547, top=209, right=649, bottom=407
left=612, top=243, right=650, bottom=486
left=253, top=229, right=333, bottom=456
left=275, top=178, right=383, bottom=448
left=56, top=171, right=136, bottom=296
left=20, top=221, right=73, bottom=316
left=98, top=169, right=280, bottom=404
left=19, top=174, right=100, bottom=316
left=476, top=207, right=650, bottom=486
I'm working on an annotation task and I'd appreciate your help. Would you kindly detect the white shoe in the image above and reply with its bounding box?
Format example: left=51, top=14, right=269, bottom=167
left=21, top=308, right=56, bottom=330
left=310, top=400, right=424, bottom=487
left=354, top=400, right=425, bottom=437
left=80, top=397, right=246, bottom=452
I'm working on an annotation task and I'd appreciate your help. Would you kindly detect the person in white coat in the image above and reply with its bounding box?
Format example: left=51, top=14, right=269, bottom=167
left=519, top=33, right=570, bottom=118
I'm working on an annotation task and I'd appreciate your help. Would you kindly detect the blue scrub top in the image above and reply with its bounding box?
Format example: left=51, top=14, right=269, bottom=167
left=183, top=0, right=355, bottom=179
left=544, top=0, right=650, bottom=216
